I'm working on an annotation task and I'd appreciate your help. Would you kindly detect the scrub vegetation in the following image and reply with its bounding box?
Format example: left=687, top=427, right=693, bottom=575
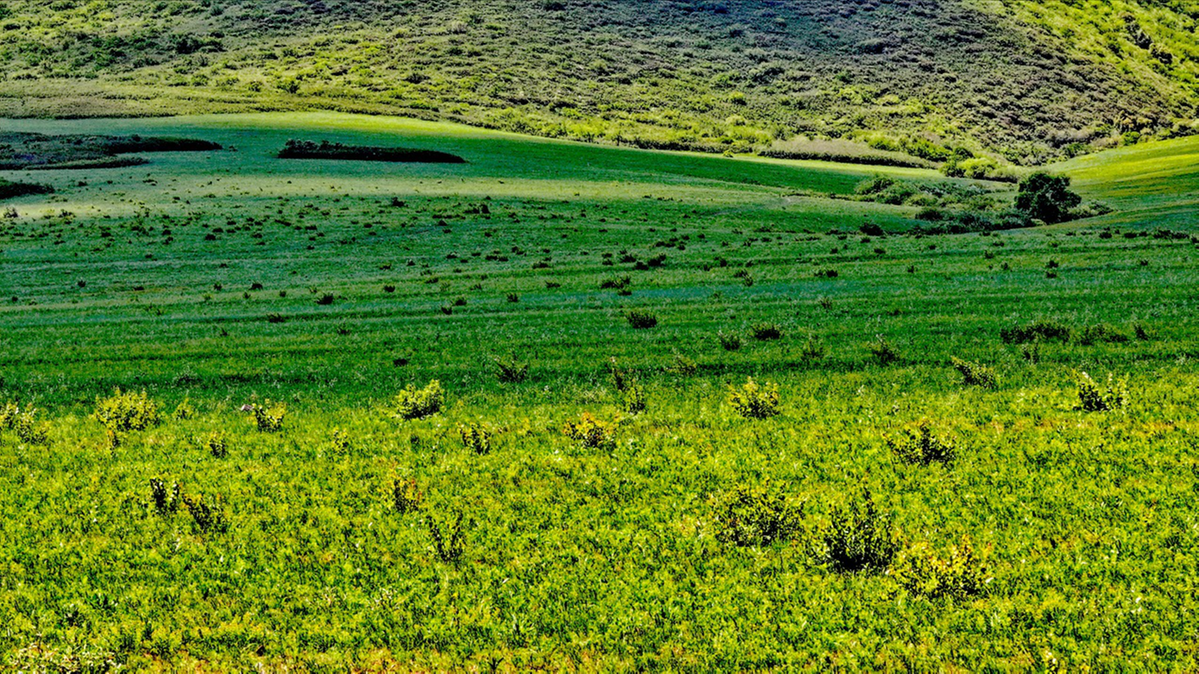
left=0, top=112, right=1197, bottom=670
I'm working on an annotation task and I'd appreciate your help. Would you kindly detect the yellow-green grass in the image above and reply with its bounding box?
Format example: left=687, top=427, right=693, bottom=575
left=0, top=112, right=1197, bottom=670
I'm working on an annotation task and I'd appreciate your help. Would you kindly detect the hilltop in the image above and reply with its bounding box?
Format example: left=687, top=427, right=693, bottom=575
left=0, top=0, right=1197, bottom=167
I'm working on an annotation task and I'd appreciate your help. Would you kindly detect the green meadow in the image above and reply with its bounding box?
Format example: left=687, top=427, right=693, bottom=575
left=0, top=112, right=1197, bottom=671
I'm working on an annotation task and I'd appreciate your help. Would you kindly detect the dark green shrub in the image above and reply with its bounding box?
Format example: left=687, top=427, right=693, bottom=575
left=183, top=493, right=228, bottom=533
left=493, top=355, right=529, bottom=383
left=714, top=483, right=804, bottom=547
left=1014, top=172, right=1081, bottom=224
left=625, top=310, right=658, bottom=329
left=887, top=420, right=957, bottom=466
left=815, top=491, right=898, bottom=573
left=717, top=331, right=742, bottom=351
left=869, top=336, right=901, bottom=365
left=750, top=323, right=782, bottom=340
left=150, top=478, right=180, bottom=515
left=429, top=510, right=466, bottom=563
left=1000, top=320, right=1071, bottom=344
left=1076, top=372, right=1128, bottom=412
left=951, top=357, right=997, bottom=388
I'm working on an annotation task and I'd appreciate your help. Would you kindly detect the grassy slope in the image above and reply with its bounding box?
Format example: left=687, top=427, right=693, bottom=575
left=0, top=114, right=1198, bottom=670
left=1050, top=135, right=1199, bottom=229
left=0, top=0, right=1195, bottom=162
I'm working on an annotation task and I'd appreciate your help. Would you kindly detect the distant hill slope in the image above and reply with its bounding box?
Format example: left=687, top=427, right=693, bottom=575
left=0, top=0, right=1196, bottom=165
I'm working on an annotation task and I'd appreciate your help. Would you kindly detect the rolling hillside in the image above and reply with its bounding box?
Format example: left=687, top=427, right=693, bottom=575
left=0, top=1, right=1197, bottom=164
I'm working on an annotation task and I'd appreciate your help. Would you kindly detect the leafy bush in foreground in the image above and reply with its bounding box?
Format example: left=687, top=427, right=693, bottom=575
left=815, top=491, right=899, bottom=573
left=714, top=483, right=804, bottom=547
left=951, top=357, right=997, bottom=388
left=1077, top=372, right=1129, bottom=412
left=727, top=377, right=781, bottom=418
left=893, top=536, right=990, bottom=599
left=887, top=420, right=957, bottom=466
left=563, top=413, right=618, bottom=449
left=93, top=389, right=161, bottom=433
left=394, top=381, right=445, bottom=420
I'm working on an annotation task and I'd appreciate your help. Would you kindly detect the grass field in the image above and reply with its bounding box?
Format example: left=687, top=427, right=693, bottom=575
left=1, top=112, right=1198, bottom=671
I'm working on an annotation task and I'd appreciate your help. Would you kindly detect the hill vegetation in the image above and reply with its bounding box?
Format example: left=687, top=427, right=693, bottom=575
left=0, top=0, right=1196, bottom=167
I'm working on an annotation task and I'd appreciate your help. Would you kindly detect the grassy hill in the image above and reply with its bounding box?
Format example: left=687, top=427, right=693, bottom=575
left=1, top=0, right=1196, bottom=166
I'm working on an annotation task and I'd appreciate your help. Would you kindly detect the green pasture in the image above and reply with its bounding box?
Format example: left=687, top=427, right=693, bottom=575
left=0, top=113, right=1197, bottom=671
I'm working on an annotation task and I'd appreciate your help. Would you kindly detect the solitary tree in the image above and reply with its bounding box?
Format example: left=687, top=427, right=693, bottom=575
left=1015, top=172, right=1081, bottom=224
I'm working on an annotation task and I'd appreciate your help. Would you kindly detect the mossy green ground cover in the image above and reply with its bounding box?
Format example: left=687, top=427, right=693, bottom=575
left=0, top=113, right=1197, bottom=670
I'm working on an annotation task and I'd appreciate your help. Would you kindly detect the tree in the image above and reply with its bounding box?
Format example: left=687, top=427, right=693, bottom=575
left=1015, top=172, right=1081, bottom=224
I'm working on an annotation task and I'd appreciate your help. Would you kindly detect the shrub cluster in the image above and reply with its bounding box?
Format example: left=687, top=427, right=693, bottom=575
left=727, top=377, right=781, bottom=419
left=951, top=357, right=997, bottom=388
left=814, top=491, right=898, bottom=573
left=394, top=380, right=445, bottom=420
left=93, top=389, right=161, bottom=433
left=1076, top=372, right=1129, bottom=412
left=562, top=413, right=618, bottom=449
left=887, top=420, right=957, bottom=466
left=713, top=483, right=803, bottom=547
left=893, top=536, right=990, bottom=599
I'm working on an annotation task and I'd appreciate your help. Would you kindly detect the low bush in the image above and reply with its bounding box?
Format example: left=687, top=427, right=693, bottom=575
left=279, top=139, right=466, bottom=164
left=1000, top=320, right=1071, bottom=344
left=717, top=331, right=742, bottom=351
left=429, top=511, right=467, bottom=564
left=0, top=178, right=54, bottom=200
left=392, top=478, right=424, bottom=514
left=1075, top=324, right=1130, bottom=345
left=951, top=357, right=997, bottom=388
left=182, top=493, right=229, bottom=534
left=869, top=336, right=901, bottom=365
left=394, top=380, right=445, bottom=420
left=93, top=389, right=161, bottom=433
left=493, top=355, right=529, bottom=383
left=728, top=377, right=781, bottom=418
left=814, top=490, right=899, bottom=573
left=563, top=413, right=618, bottom=449
left=206, top=432, right=228, bottom=458
left=621, top=382, right=647, bottom=415
left=247, top=401, right=286, bottom=432
left=893, top=536, right=990, bottom=599
left=887, top=420, right=957, bottom=466
left=459, top=423, right=493, bottom=454
left=625, top=310, right=658, bottom=329
left=149, top=478, right=181, bottom=515
left=750, top=323, right=783, bottom=340
left=1076, top=372, right=1128, bottom=412
left=799, top=336, right=827, bottom=363
left=713, top=483, right=804, bottom=547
